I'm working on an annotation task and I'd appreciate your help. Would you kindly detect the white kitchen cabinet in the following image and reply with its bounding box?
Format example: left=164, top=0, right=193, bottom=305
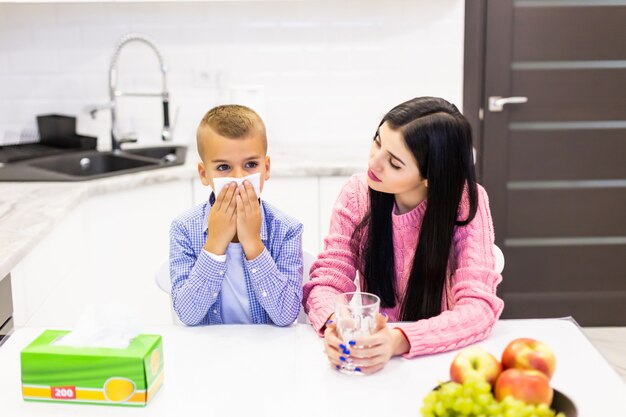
left=318, top=176, right=350, bottom=251
left=261, top=177, right=319, bottom=254
left=191, top=178, right=210, bottom=206
left=85, top=180, right=191, bottom=269
left=20, top=180, right=192, bottom=327
left=11, top=205, right=87, bottom=326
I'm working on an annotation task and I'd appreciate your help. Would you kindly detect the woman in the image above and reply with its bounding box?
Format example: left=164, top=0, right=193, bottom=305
left=303, top=97, right=504, bottom=374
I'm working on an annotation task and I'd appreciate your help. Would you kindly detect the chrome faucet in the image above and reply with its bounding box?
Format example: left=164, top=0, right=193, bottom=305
left=106, top=33, right=172, bottom=151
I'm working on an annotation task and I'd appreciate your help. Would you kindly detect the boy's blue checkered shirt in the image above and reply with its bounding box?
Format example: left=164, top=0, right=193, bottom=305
left=169, top=197, right=303, bottom=326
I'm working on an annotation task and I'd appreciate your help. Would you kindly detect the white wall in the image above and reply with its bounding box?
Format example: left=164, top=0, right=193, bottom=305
left=0, top=1, right=465, bottom=152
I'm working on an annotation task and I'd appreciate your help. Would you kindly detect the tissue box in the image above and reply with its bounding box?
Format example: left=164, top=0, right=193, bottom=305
left=21, top=330, right=163, bottom=407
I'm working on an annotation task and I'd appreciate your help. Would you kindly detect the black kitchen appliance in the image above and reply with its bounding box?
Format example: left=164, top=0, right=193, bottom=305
left=0, top=114, right=97, bottom=164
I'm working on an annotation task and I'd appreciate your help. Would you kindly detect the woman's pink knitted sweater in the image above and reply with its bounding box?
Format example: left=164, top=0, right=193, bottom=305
left=303, top=174, right=504, bottom=358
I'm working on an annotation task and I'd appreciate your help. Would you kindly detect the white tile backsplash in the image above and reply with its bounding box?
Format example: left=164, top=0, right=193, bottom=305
left=7, top=50, right=60, bottom=74
left=0, top=0, right=465, bottom=150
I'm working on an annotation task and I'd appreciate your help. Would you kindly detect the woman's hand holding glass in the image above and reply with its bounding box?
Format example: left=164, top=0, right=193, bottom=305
left=324, top=313, right=410, bottom=375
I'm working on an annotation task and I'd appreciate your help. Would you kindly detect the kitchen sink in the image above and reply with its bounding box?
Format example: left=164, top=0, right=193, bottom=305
left=30, top=153, right=157, bottom=177
left=123, top=146, right=183, bottom=162
left=0, top=145, right=187, bottom=182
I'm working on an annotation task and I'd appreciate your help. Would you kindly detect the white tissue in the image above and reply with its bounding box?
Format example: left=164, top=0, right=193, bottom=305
left=211, top=172, right=262, bottom=200
left=350, top=271, right=363, bottom=308
left=52, top=304, right=142, bottom=349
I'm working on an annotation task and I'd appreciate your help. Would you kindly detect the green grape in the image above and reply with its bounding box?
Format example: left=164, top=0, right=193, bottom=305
left=420, top=381, right=566, bottom=417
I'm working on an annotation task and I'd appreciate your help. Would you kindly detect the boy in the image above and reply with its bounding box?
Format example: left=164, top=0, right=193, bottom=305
left=169, top=105, right=303, bottom=326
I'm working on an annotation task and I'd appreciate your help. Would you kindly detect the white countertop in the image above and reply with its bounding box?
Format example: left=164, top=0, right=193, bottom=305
left=1, top=319, right=625, bottom=417
left=0, top=145, right=366, bottom=280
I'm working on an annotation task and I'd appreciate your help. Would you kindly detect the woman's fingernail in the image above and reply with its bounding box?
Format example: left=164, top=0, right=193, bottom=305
left=343, top=349, right=350, bottom=355
left=348, top=340, right=356, bottom=346
left=382, top=312, right=388, bottom=318
left=335, top=365, right=340, bottom=370
left=355, top=367, right=362, bottom=372
left=339, top=344, right=346, bottom=350
left=339, top=356, right=346, bottom=362
left=326, top=320, right=333, bottom=324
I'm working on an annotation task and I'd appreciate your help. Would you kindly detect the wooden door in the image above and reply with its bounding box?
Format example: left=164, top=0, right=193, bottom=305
left=465, top=0, right=626, bottom=325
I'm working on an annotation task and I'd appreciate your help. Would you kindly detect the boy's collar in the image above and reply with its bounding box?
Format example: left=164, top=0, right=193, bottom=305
left=203, top=193, right=268, bottom=241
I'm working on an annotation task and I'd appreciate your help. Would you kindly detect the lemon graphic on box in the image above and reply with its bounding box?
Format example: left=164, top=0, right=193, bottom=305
left=104, top=377, right=136, bottom=402
left=150, top=349, right=161, bottom=377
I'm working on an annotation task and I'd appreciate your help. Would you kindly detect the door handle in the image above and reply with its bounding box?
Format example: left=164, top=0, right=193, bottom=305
left=488, top=96, right=528, bottom=112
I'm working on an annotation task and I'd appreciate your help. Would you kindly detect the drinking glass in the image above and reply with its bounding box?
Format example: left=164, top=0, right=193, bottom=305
left=333, top=292, right=380, bottom=375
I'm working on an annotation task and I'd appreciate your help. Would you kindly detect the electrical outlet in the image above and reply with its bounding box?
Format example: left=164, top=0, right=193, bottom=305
left=192, top=70, right=222, bottom=90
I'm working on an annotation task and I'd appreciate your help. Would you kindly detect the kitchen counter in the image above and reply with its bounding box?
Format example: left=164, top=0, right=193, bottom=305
left=0, top=145, right=366, bottom=281
left=0, top=319, right=625, bottom=416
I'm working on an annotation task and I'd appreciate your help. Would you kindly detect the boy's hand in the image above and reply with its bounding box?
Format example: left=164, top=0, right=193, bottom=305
left=236, top=181, right=264, bottom=260
left=204, top=182, right=238, bottom=255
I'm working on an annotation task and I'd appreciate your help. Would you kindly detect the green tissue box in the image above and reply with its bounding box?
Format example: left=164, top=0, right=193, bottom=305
left=21, top=330, right=163, bottom=407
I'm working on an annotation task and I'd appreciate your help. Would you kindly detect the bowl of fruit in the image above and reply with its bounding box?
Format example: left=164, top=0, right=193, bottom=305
left=421, top=338, right=577, bottom=417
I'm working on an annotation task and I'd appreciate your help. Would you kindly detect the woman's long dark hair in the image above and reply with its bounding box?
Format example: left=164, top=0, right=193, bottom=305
left=351, top=97, right=478, bottom=321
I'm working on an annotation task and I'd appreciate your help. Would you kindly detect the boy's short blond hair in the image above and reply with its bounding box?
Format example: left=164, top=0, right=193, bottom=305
left=197, top=104, right=267, bottom=159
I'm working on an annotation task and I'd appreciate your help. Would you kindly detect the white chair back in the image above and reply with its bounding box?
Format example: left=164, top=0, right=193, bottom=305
left=155, top=261, right=171, bottom=293
left=297, top=250, right=317, bottom=324
left=155, top=261, right=184, bottom=325
left=494, top=244, right=505, bottom=274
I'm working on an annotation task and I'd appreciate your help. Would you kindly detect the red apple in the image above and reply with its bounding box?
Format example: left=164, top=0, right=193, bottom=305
left=450, top=347, right=502, bottom=385
left=495, top=368, right=554, bottom=406
left=501, top=338, right=556, bottom=379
